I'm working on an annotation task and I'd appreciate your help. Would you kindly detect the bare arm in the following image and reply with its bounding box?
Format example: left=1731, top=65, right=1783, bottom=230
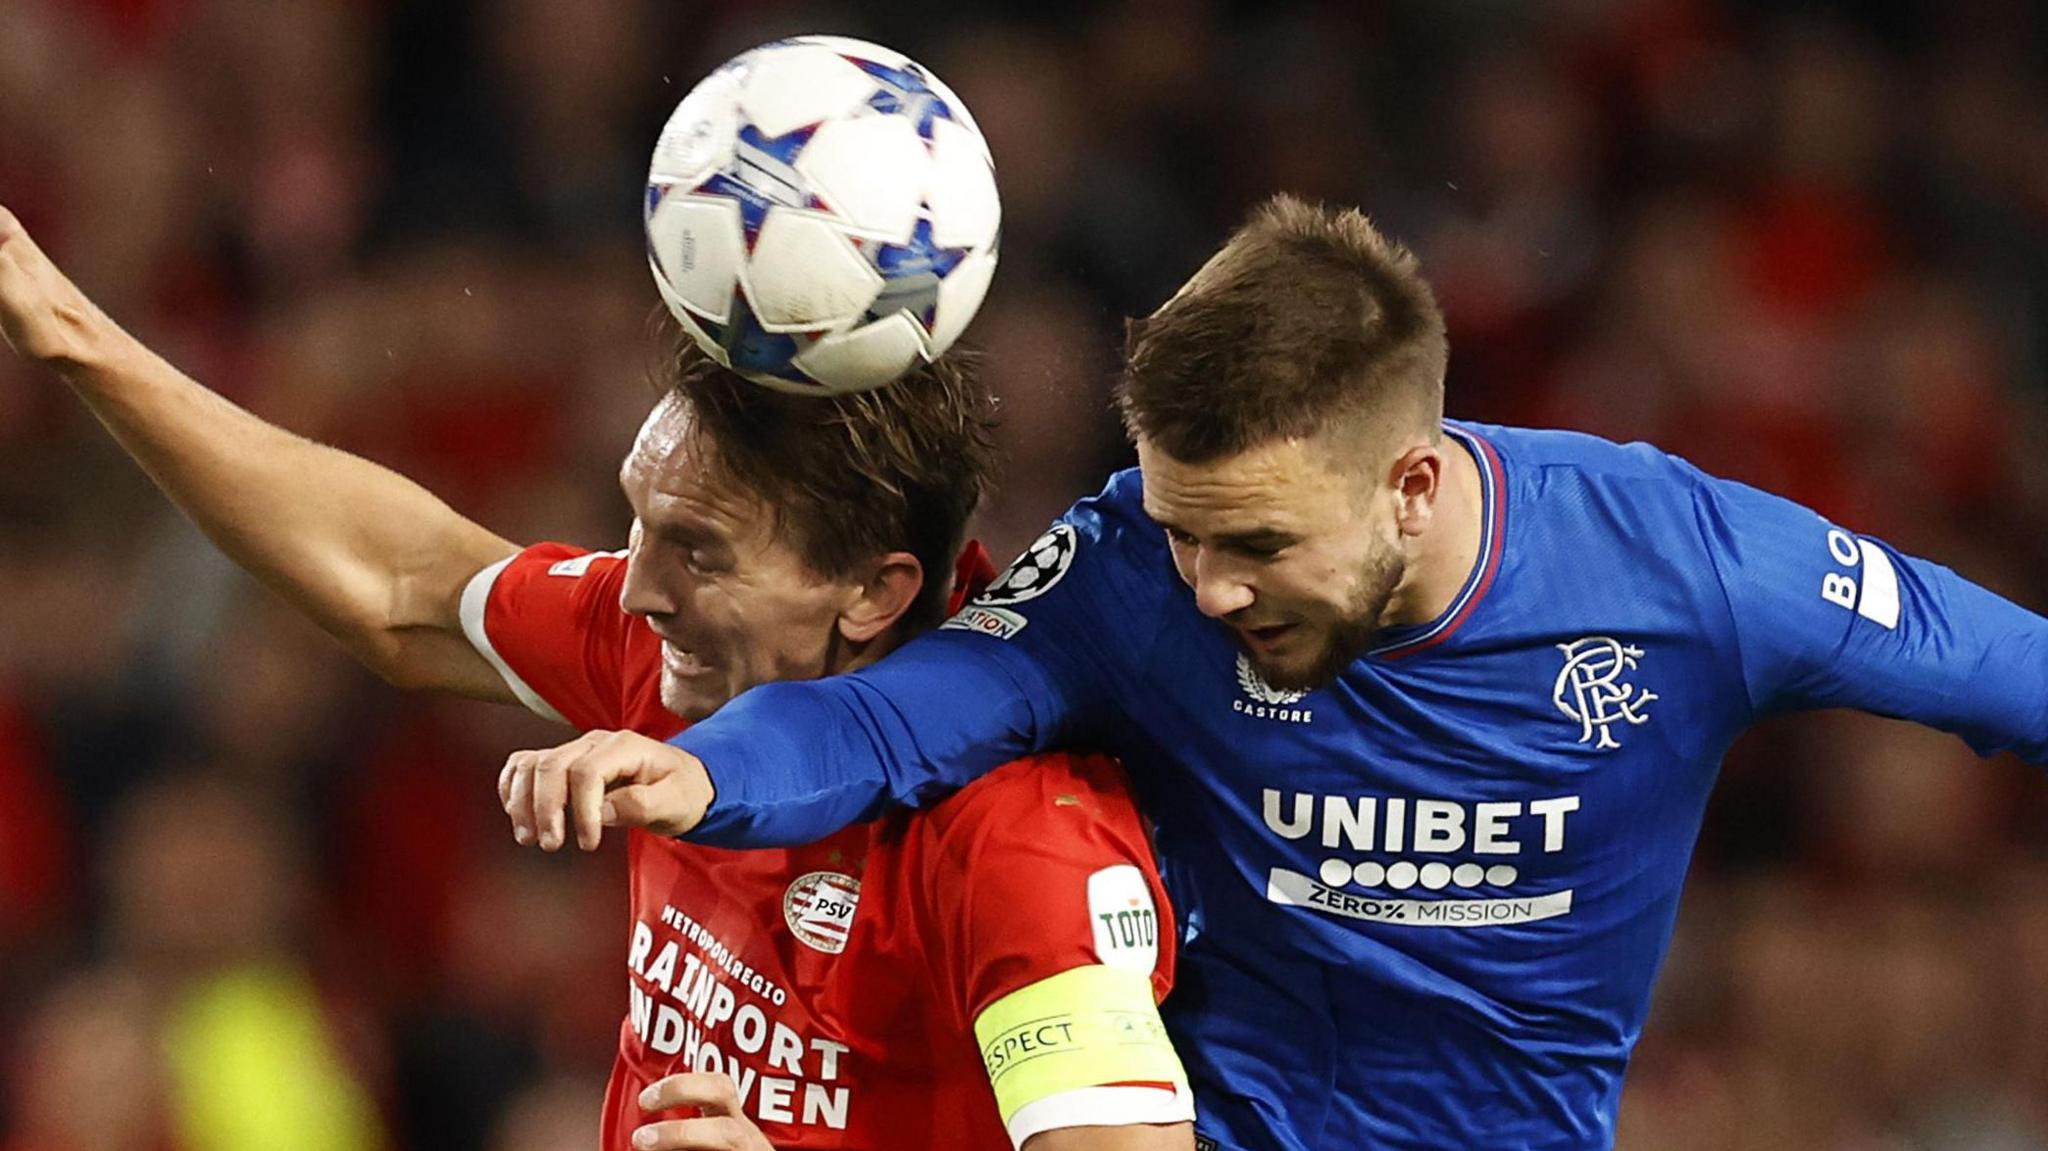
left=0, top=206, right=517, bottom=699
left=1024, top=1123, right=1196, bottom=1151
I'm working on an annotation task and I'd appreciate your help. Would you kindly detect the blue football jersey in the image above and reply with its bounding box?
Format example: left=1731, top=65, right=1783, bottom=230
left=676, top=422, right=2048, bottom=1150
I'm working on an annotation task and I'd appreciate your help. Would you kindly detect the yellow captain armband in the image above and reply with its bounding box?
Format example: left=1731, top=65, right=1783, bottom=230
left=973, top=964, right=1191, bottom=1128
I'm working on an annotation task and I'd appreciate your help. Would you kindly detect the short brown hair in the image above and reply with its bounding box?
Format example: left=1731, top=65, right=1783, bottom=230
left=1117, top=195, right=1448, bottom=463
left=666, top=342, right=998, bottom=630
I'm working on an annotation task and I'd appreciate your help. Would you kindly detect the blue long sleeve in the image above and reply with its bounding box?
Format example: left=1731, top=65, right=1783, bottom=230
left=1695, top=473, right=2048, bottom=760
left=679, top=629, right=1063, bottom=846
left=676, top=472, right=1170, bottom=847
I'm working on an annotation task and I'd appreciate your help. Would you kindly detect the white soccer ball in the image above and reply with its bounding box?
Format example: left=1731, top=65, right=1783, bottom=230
left=645, top=36, right=1001, bottom=395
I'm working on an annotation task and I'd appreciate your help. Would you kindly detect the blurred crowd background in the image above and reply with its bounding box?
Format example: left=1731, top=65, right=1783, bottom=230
left=1, top=0, right=2047, bottom=1148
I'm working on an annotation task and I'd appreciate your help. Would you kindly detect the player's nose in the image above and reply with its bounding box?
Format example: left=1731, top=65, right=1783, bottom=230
left=1190, top=553, right=1256, bottom=619
left=618, top=540, right=674, bottom=620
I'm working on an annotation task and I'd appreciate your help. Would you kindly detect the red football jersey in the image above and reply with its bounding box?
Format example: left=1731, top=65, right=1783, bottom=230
left=460, top=543, right=1191, bottom=1149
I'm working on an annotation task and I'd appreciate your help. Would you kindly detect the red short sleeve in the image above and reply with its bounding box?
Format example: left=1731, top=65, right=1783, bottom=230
left=916, top=752, right=1177, bottom=1026
left=457, top=543, right=669, bottom=735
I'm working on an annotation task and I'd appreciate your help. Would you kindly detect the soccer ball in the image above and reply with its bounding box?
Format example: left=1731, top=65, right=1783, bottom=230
left=644, top=36, right=1001, bottom=395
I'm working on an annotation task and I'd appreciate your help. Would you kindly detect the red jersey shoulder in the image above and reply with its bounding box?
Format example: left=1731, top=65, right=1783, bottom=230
left=468, top=543, right=673, bottom=736
left=916, top=753, right=1147, bottom=848
left=490, top=544, right=630, bottom=613
left=909, top=753, right=1175, bottom=1024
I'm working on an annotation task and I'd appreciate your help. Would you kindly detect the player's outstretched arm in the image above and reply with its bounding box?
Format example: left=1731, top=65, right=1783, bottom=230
left=0, top=205, right=517, bottom=699
left=667, top=485, right=1161, bottom=849
left=1694, top=474, right=2048, bottom=761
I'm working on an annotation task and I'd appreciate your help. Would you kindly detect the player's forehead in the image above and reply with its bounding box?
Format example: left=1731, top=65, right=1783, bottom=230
left=620, top=394, right=764, bottom=539
left=1136, top=434, right=1349, bottom=531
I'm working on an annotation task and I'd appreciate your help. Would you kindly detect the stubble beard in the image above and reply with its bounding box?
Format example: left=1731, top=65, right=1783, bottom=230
left=1247, top=547, right=1407, bottom=692
left=660, top=669, right=722, bottom=725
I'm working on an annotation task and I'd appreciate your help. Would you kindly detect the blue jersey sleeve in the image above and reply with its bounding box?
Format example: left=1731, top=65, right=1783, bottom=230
left=677, top=470, right=1172, bottom=847
left=1694, top=474, right=2048, bottom=760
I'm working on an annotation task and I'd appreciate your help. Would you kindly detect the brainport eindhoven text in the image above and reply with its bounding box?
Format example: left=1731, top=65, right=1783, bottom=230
left=625, top=905, right=854, bottom=1130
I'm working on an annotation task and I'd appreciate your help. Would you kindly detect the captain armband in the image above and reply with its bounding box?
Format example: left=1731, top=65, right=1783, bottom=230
left=972, top=964, right=1190, bottom=1127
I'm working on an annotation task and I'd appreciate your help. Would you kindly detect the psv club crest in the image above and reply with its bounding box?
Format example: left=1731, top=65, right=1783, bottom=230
left=783, top=871, right=862, bottom=955
left=1553, top=637, right=1657, bottom=750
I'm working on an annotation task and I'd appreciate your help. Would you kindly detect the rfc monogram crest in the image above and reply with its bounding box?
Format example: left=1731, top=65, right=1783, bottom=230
left=1553, top=637, right=1657, bottom=750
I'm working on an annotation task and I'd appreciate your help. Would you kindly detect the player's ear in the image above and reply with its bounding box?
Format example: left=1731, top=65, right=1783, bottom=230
left=837, top=552, right=924, bottom=644
left=1388, top=443, right=1442, bottom=537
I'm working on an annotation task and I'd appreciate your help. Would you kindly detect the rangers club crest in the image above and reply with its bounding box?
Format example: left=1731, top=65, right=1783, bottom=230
left=783, top=871, right=862, bottom=954
left=1553, top=637, right=1657, bottom=750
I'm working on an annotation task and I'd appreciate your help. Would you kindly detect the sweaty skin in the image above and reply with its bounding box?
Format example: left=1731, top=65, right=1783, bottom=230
left=0, top=205, right=518, bottom=698
left=0, top=204, right=1194, bottom=1151
left=1137, top=431, right=1485, bottom=690
left=526, top=429, right=1497, bottom=848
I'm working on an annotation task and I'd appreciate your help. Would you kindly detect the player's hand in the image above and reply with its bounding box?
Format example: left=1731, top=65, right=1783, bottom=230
left=0, top=205, right=114, bottom=369
left=631, top=1073, right=774, bottom=1151
left=498, top=729, right=715, bottom=852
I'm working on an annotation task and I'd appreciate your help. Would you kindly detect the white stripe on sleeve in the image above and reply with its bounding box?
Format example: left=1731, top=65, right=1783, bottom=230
left=459, top=556, right=571, bottom=725
left=1005, top=1084, right=1196, bottom=1149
